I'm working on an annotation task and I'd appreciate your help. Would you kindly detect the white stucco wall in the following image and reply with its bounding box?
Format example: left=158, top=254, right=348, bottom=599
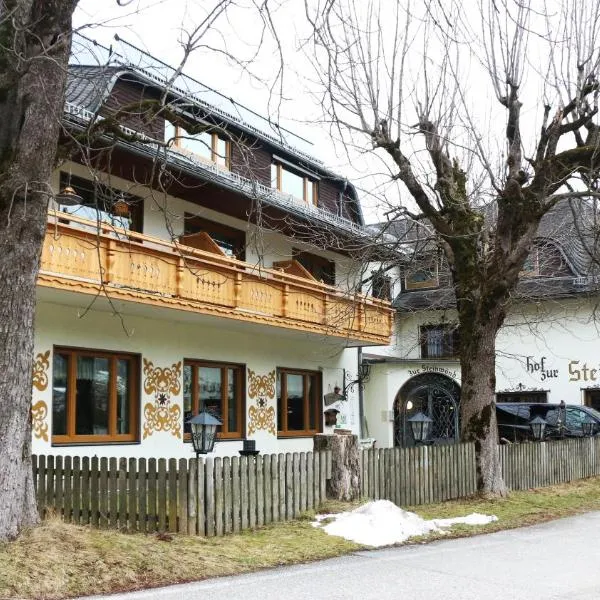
left=495, top=298, right=600, bottom=402
left=32, top=298, right=360, bottom=459
left=363, top=296, right=600, bottom=448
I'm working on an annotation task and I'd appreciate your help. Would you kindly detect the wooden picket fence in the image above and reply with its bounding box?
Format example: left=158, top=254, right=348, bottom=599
left=32, top=451, right=331, bottom=535
left=499, top=436, right=600, bottom=490
left=360, top=443, right=478, bottom=506
left=34, top=437, right=600, bottom=535
left=360, top=437, right=600, bottom=506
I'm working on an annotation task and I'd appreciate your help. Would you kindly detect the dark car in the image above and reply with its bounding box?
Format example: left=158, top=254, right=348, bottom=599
left=496, top=402, right=600, bottom=442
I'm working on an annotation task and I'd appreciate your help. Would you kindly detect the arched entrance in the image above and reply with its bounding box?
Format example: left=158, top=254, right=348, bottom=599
left=394, top=373, right=461, bottom=447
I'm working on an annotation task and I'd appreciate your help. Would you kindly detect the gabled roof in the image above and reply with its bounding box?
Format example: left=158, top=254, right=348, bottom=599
left=535, top=200, right=599, bottom=277
left=65, top=65, right=123, bottom=113
left=65, top=34, right=366, bottom=230
left=382, top=200, right=600, bottom=310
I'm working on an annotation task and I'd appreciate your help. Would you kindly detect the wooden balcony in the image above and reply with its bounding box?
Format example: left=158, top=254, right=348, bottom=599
left=39, top=213, right=393, bottom=345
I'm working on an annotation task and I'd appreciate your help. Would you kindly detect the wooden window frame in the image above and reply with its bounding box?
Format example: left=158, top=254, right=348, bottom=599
left=183, top=213, right=246, bottom=260
left=58, top=172, right=144, bottom=233
left=405, top=261, right=439, bottom=290
left=292, top=248, right=335, bottom=285
left=496, top=391, right=548, bottom=403
left=183, top=359, right=245, bottom=440
left=419, top=324, right=459, bottom=359
left=271, top=162, right=318, bottom=206
left=277, top=367, right=322, bottom=438
left=167, top=125, right=231, bottom=169
left=52, top=347, right=140, bottom=445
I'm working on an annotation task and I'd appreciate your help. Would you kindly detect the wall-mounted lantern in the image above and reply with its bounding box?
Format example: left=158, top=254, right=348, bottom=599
left=112, top=196, right=131, bottom=218
left=324, top=407, right=340, bottom=427
left=324, top=386, right=345, bottom=406
left=55, top=186, right=83, bottom=206
left=529, top=415, right=547, bottom=441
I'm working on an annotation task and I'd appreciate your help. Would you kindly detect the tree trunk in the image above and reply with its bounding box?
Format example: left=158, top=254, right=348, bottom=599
left=0, top=209, right=47, bottom=538
left=314, top=433, right=361, bottom=501
left=0, top=0, right=77, bottom=540
left=459, top=316, right=507, bottom=497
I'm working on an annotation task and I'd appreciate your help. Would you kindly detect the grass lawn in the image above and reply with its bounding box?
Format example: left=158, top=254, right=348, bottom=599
left=3, top=478, right=600, bottom=599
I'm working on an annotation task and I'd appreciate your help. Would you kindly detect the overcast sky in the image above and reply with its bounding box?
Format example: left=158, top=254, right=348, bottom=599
left=72, top=1, right=410, bottom=222
left=72, top=1, right=599, bottom=223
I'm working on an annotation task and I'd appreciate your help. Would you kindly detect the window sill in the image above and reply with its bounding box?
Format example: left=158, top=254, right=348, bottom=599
left=277, top=432, right=321, bottom=439
left=51, top=440, right=141, bottom=447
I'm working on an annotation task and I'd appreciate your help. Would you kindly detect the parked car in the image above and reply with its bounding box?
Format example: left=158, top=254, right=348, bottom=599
left=496, top=402, right=600, bottom=442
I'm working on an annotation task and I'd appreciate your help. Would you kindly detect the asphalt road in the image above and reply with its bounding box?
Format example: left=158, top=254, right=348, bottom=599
left=81, top=511, right=600, bottom=600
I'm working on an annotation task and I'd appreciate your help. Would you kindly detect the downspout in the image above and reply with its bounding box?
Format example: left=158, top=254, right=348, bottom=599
left=358, top=347, right=365, bottom=438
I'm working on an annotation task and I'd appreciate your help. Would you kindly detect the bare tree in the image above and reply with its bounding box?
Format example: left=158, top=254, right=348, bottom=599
left=305, top=0, right=600, bottom=495
left=0, top=0, right=285, bottom=541
left=0, top=0, right=80, bottom=541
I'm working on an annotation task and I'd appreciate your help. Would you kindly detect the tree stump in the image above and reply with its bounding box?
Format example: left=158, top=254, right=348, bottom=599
left=314, top=433, right=360, bottom=501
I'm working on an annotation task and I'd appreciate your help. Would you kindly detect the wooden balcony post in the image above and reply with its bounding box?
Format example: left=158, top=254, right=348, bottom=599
left=357, top=299, right=365, bottom=331
left=176, top=256, right=185, bottom=299
left=282, top=283, right=289, bottom=317
left=234, top=272, right=242, bottom=308
left=323, top=293, right=329, bottom=325
left=105, top=239, right=116, bottom=284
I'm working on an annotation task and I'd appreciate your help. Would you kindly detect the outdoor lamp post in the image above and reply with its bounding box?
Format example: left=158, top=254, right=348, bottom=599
left=582, top=419, right=596, bottom=437
left=529, top=415, right=547, bottom=441
left=408, top=412, right=433, bottom=445
left=187, top=412, right=222, bottom=458
left=55, top=185, right=83, bottom=206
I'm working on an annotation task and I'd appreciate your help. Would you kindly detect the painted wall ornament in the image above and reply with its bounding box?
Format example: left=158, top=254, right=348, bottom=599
left=248, top=369, right=276, bottom=399
left=31, top=350, right=51, bottom=441
left=247, top=369, right=276, bottom=436
left=142, top=359, right=182, bottom=439
left=31, top=400, right=49, bottom=441
left=32, top=350, right=50, bottom=391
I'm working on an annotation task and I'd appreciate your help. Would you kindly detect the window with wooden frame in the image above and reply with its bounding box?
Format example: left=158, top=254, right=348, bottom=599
left=165, top=122, right=231, bottom=169
left=292, top=249, right=335, bottom=285
left=51, top=347, right=140, bottom=444
left=182, top=214, right=246, bottom=260
left=183, top=360, right=245, bottom=440
left=271, top=162, right=318, bottom=205
left=58, top=172, right=144, bottom=233
left=419, top=324, right=459, bottom=359
left=405, top=259, right=439, bottom=290
left=277, top=368, right=322, bottom=437
left=496, top=391, right=548, bottom=403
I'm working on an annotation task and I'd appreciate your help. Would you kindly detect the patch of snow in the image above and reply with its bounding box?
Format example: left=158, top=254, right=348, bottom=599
left=313, top=500, right=498, bottom=547
left=431, top=513, right=499, bottom=528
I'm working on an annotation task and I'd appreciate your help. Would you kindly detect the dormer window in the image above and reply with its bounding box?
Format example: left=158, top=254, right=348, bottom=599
left=405, top=260, right=439, bottom=290
left=165, top=121, right=230, bottom=169
left=271, top=161, right=318, bottom=205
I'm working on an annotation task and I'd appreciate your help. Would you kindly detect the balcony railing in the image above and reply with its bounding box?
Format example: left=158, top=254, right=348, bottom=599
left=39, top=213, right=393, bottom=345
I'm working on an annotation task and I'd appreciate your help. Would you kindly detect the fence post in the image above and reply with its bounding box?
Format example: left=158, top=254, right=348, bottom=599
left=313, top=434, right=360, bottom=501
